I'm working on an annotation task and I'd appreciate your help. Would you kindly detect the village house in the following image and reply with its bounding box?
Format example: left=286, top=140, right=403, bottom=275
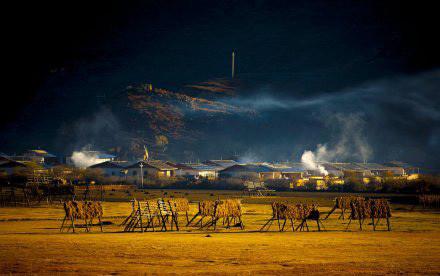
left=383, top=161, right=418, bottom=175
left=321, top=163, right=344, bottom=177
left=355, top=163, right=405, bottom=177
left=166, top=162, right=198, bottom=178
left=307, top=176, right=327, bottom=190
left=188, top=164, right=218, bottom=179
left=88, top=161, right=127, bottom=178
left=9, top=149, right=59, bottom=166
left=0, top=160, right=28, bottom=175
left=219, top=164, right=281, bottom=181
left=166, top=162, right=218, bottom=180
left=278, top=167, right=306, bottom=180
left=326, top=163, right=371, bottom=179
left=125, top=160, right=177, bottom=183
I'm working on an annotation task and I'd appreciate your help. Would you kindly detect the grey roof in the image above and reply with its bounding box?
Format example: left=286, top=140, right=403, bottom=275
left=220, top=164, right=276, bottom=173
left=321, top=163, right=343, bottom=171
left=274, top=162, right=308, bottom=170
left=355, top=163, right=390, bottom=170
left=277, top=167, right=305, bottom=173
left=89, top=161, right=125, bottom=169
left=25, top=150, right=56, bottom=158
left=0, top=160, right=27, bottom=168
left=330, top=163, right=366, bottom=171
left=0, top=155, right=13, bottom=163
left=188, top=164, right=218, bottom=171
left=127, top=160, right=177, bottom=170
left=383, top=161, right=415, bottom=169
left=204, top=160, right=238, bottom=168
left=165, top=162, right=194, bottom=170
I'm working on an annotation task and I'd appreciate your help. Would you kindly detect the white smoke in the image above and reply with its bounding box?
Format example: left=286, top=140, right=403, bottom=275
left=300, top=113, right=373, bottom=175
left=301, top=145, right=329, bottom=175
left=71, top=151, right=103, bottom=168
left=238, top=151, right=260, bottom=164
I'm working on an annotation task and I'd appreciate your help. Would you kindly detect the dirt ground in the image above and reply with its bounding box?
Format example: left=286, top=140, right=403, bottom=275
left=0, top=190, right=439, bottom=275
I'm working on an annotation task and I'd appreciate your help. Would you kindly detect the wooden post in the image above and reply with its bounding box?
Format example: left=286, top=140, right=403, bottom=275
left=71, top=216, right=76, bottom=233
left=60, top=215, right=67, bottom=232
left=281, top=219, right=287, bottom=232
left=325, top=204, right=337, bottom=220
left=98, top=216, right=103, bottom=232
left=372, top=214, right=376, bottom=231
left=137, top=201, right=144, bottom=232
left=259, top=218, right=273, bottom=231
left=276, top=216, right=281, bottom=231
left=239, top=216, right=244, bottom=230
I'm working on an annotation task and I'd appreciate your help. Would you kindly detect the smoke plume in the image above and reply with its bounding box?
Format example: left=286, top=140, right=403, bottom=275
left=300, top=113, right=372, bottom=174
left=301, top=148, right=329, bottom=175
left=71, top=150, right=103, bottom=168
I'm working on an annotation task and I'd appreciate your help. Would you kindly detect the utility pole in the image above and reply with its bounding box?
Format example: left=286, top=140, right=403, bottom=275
left=139, top=162, right=144, bottom=188
left=231, top=50, right=236, bottom=78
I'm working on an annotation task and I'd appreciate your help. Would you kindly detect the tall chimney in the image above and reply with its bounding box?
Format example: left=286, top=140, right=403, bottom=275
left=231, top=50, right=236, bottom=78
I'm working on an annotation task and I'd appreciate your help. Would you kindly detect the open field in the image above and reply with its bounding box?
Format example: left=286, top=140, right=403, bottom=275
left=0, top=190, right=439, bottom=275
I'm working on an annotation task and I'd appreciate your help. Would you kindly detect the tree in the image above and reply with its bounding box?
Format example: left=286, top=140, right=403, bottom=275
left=155, top=135, right=169, bottom=152
left=343, top=178, right=366, bottom=192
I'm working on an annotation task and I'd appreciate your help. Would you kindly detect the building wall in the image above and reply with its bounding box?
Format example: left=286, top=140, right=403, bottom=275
left=175, top=169, right=198, bottom=177
left=90, top=167, right=124, bottom=177
left=259, top=172, right=282, bottom=181
left=220, top=171, right=280, bottom=181
left=343, top=170, right=369, bottom=179
left=125, top=167, right=175, bottom=184
left=371, top=168, right=405, bottom=176
left=198, top=170, right=217, bottom=180
left=281, top=172, right=304, bottom=180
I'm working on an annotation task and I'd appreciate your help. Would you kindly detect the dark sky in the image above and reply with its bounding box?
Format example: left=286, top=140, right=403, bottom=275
left=2, top=0, right=440, bottom=168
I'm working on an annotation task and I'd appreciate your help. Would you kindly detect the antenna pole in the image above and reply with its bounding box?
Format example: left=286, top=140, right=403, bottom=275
left=231, top=51, right=235, bottom=78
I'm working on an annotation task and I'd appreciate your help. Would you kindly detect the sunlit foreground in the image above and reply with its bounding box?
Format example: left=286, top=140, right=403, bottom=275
left=0, top=192, right=439, bottom=275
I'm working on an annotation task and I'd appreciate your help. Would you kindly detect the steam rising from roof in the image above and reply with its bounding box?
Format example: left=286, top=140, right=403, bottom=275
left=71, top=151, right=103, bottom=168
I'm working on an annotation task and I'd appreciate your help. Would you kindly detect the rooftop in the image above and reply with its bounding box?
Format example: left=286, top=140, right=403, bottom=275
left=89, top=161, right=126, bottom=169
left=204, top=160, right=238, bottom=168
left=25, top=149, right=56, bottom=158
left=220, top=164, right=276, bottom=173
left=0, top=160, right=27, bottom=168
left=127, top=160, right=177, bottom=170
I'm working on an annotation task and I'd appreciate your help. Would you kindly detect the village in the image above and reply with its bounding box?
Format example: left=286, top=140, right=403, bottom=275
left=0, top=148, right=439, bottom=275
left=0, top=148, right=423, bottom=193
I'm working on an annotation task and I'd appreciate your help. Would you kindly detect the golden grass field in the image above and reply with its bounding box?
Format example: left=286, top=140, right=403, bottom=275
left=0, top=189, right=439, bottom=275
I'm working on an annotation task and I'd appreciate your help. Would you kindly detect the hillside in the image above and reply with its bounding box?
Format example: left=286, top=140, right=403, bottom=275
left=107, top=78, right=254, bottom=160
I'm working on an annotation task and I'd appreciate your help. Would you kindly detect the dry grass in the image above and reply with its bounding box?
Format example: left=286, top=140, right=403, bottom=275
left=0, top=191, right=439, bottom=275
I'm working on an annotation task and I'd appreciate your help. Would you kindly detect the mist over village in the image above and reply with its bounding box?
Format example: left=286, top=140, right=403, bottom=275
left=1, top=1, right=439, bottom=275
